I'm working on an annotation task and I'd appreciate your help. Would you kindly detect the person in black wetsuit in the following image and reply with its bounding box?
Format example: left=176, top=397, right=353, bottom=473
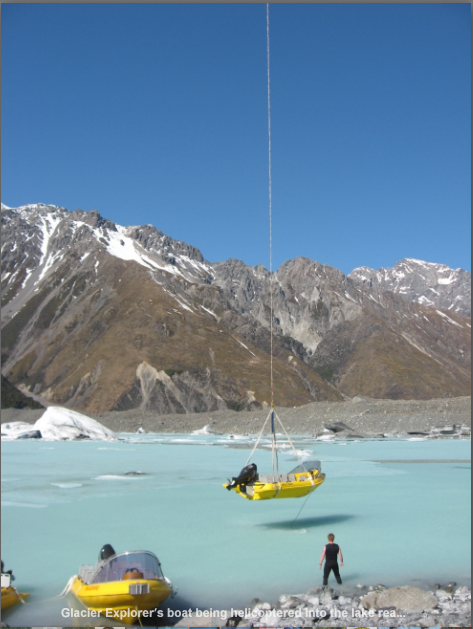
left=319, top=533, right=344, bottom=585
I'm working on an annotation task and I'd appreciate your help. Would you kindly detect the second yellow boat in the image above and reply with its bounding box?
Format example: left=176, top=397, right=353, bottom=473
left=68, top=545, right=174, bottom=625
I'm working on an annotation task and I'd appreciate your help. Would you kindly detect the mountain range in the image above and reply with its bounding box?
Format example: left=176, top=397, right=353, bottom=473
left=1, top=203, right=470, bottom=414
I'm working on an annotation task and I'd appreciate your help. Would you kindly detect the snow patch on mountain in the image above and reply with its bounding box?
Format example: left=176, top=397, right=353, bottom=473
left=436, top=310, right=464, bottom=328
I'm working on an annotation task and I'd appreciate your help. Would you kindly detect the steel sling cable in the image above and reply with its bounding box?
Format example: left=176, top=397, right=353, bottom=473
left=267, top=3, right=280, bottom=483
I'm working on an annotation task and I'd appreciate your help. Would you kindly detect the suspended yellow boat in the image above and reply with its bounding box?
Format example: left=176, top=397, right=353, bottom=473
left=225, top=460, right=325, bottom=500
left=1, top=585, right=30, bottom=610
left=224, top=410, right=326, bottom=500
left=68, top=545, right=174, bottom=625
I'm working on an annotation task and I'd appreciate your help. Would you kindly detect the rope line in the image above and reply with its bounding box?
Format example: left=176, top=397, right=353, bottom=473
left=55, top=575, right=75, bottom=598
left=274, top=411, right=307, bottom=469
left=290, top=493, right=311, bottom=528
left=245, top=410, right=272, bottom=466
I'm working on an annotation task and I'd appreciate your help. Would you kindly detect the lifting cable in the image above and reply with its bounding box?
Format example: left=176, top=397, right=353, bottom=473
left=266, top=4, right=309, bottom=482
left=267, top=3, right=274, bottom=413
left=266, top=3, right=279, bottom=478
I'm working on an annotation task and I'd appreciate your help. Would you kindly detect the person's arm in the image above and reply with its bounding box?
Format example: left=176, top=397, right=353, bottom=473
left=339, top=547, right=344, bottom=567
left=319, top=546, right=326, bottom=569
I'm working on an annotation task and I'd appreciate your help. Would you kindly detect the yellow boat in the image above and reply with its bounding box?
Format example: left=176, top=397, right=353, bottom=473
left=69, top=545, right=174, bottom=625
left=224, top=460, right=325, bottom=500
left=1, top=585, right=30, bottom=610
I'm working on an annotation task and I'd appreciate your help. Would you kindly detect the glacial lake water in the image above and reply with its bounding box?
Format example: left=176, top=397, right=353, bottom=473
left=1, top=434, right=471, bottom=626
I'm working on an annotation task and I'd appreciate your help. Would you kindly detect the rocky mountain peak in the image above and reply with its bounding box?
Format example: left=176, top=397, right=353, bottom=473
left=1, top=202, right=471, bottom=412
left=71, top=208, right=117, bottom=231
left=349, top=258, right=471, bottom=317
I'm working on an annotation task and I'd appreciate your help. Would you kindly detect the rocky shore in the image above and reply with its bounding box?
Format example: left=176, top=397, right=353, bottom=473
left=2, top=396, right=471, bottom=438
left=174, top=583, right=471, bottom=628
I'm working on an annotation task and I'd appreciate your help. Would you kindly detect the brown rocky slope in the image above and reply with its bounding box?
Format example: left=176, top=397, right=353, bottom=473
left=1, top=204, right=470, bottom=413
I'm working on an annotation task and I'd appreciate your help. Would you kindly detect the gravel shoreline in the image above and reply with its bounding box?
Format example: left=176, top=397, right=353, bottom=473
left=2, top=396, right=470, bottom=438
left=173, top=583, right=471, bottom=628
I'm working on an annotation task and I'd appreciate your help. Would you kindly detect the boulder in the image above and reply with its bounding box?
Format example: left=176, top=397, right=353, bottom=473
left=362, top=586, right=438, bottom=611
left=439, top=426, right=456, bottom=434
left=320, top=591, right=333, bottom=605
left=444, top=581, right=457, bottom=593
left=352, top=395, right=371, bottom=402
left=325, top=421, right=354, bottom=433
left=16, top=430, right=42, bottom=439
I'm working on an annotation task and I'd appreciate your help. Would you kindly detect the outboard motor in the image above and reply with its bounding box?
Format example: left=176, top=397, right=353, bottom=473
left=99, top=544, right=116, bottom=561
left=226, top=463, right=257, bottom=491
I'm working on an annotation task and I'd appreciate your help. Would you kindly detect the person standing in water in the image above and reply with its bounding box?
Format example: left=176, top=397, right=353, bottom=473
left=319, top=533, right=344, bottom=585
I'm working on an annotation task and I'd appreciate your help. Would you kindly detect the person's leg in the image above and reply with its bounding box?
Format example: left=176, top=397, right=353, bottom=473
left=332, top=563, right=342, bottom=584
left=323, top=563, right=331, bottom=585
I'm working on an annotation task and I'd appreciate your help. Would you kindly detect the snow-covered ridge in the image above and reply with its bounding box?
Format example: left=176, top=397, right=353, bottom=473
left=1, top=202, right=212, bottom=286
left=81, top=221, right=212, bottom=281
left=349, top=258, right=471, bottom=317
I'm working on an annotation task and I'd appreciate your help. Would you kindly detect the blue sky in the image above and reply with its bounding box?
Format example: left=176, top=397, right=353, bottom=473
left=2, top=3, right=471, bottom=274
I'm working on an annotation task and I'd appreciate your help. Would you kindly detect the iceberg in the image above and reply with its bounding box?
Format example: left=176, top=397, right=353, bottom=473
left=35, top=407, right=117, bottom=441
left=1, top=407, right=117, bottom=441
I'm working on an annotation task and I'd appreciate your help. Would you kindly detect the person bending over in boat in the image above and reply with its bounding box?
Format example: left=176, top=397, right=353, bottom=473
left=226, top=463, right=257, bottom=491
left=1, top=560, right=15, bottom=581
left=319, top=533, right=344, bottom=585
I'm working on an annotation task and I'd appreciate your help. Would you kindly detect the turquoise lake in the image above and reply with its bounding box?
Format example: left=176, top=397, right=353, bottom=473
left=1, top=434, right=471, bottom=626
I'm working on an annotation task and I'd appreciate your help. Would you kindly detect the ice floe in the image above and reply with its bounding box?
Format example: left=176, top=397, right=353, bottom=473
left=0, top=421, right=42, bottom=440
left=191, top=424, right=215, bottom=435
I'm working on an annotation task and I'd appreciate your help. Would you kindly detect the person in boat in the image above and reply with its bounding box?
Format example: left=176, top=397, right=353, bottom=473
left=226, top=463, right=257, bottom=491
left=1, top=560, right=15, bottom=581
left=319, top=533, right=343, bottom=585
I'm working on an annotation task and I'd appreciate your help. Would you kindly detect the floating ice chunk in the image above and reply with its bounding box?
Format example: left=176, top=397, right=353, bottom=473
left=316, top=433, right=335, bottom=441
left=34, top=407, right=117, bottom=441
left=2, top=501, right=47, bottom=508
left=1, top=422, right=42, bottom=440
left=192, top=424, right=215, bottom=435
left=94, top=474, right=147, bottom=481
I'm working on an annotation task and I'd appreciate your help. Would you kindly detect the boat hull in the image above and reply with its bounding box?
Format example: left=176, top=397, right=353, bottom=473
left=226, top=471, right=326, bottom=500
left=1, top=586, right=29, bottom=610
left=71, top=575, right=172, bottom=625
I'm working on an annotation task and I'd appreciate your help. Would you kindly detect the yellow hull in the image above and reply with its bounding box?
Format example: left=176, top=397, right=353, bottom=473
left=1, top=586, right=29, bottom=610
left=226, top=471, right=326, bottom=500
left=71, top=575, right=171, bottom=625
